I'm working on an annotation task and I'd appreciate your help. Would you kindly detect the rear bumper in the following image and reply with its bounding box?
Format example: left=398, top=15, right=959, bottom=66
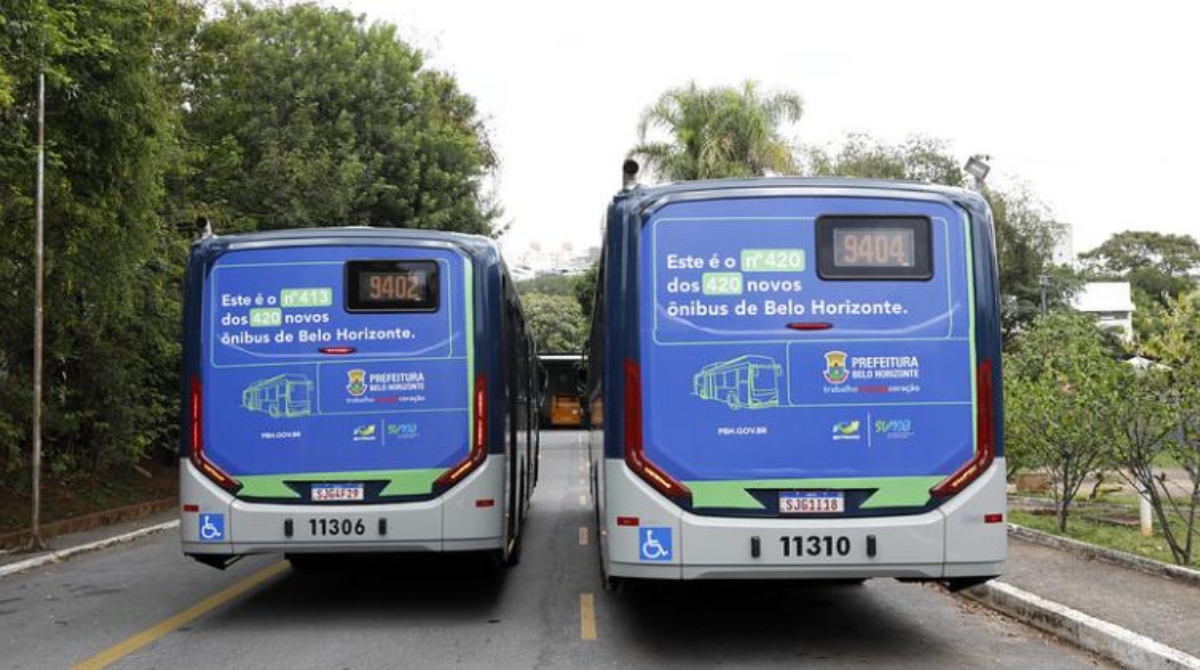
left=180, top=458, right=505, bottom=557
left=603, top=458, right=1007, bottom=581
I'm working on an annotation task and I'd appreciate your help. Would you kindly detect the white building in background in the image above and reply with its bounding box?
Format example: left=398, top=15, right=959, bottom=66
left=1073, top=281, right=1136, bottom=342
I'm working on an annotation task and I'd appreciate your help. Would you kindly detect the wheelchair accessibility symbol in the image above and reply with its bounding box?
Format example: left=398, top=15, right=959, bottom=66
left=199, top=513, right=225, bottom=542
left=638, top=527, right=672, bottom=562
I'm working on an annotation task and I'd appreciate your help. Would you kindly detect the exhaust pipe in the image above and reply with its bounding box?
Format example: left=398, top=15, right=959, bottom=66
left=622, top=159, right=640, bottom=191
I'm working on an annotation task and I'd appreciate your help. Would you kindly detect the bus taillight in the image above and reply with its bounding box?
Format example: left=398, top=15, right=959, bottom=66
left=436, top=373, right=488, bottom=487
left=624, top=359, right=692, bottom=504
left=189, top=376, right=242, bottom=494
left=930, top=359, right=995, bottom=498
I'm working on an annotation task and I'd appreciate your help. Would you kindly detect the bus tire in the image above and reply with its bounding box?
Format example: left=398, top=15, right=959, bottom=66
left=286, top=553, right=336, bottom=572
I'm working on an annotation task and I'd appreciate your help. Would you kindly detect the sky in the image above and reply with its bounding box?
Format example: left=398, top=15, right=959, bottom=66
left=348, top=0, right=1200, bottom=259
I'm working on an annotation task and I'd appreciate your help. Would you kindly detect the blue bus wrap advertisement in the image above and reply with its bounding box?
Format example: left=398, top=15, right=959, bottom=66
left=639, top=196, right=975, bottom=511
left=201, top=245, right=472, bottom=497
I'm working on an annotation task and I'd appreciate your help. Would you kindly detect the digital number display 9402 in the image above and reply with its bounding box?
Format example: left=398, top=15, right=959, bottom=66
left=345, top=260, right=439, bottom=312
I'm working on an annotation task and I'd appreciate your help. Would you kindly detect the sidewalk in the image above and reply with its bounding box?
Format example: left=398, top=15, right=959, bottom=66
left=0, top=508, right=177, bottom=571
left=1003, top=536, right=1200, bottom=658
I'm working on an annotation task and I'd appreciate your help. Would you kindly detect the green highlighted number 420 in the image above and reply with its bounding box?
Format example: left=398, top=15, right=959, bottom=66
left=741, top=249, right=805, bottom=272
left=702, top=272, right=743, bottom=295
left=700, top=249, right=805, bottom=296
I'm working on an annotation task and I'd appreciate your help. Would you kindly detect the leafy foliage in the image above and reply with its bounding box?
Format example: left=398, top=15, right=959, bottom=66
left=630, top=80, right=802, bottom=181
left=522, top=293, right=586, bottom=354
left=806, top=134, right=965, bottom=186
left=1005, top=311, right=1121, bottom=531
left=574, top=261, right=598, bottom=318
left=805, top=133, right=1078, bottom=342
left=0, top=1, right=500, bottom=485
left=177, top=2, right=498, bottom=234
left=1080, top=231, right=1200, bottom=307
left=0, top=0, right=201, bottom=478
left=516, top=274, right=576, bottom=298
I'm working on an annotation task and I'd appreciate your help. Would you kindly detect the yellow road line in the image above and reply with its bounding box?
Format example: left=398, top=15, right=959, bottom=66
left=579, top=592, right=597, bottom=640
left=73, top=561, right=290, bottom=670
left=578, top=526, right=589, bottom=546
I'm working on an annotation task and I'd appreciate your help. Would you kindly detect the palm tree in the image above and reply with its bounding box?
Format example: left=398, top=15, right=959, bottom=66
left=630, top=81, right=803, bottom=181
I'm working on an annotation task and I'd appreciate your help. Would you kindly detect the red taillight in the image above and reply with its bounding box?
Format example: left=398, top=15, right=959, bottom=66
left=616, top=516, right=640, bottom=527
left=984, top=513, right=1004, bottom=524
left=436, top=374, right=488, bottom=487
left=189, top=376, right=242, bottom=494
left=931, top=359, right=996, bottom=498
left=624, top=359, right=691, bottom=503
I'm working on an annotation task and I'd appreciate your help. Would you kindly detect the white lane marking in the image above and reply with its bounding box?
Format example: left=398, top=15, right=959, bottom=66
left=579, top=526, right=589, bottom=546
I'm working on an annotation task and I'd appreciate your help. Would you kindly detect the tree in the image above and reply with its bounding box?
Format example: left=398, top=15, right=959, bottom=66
left=806, top=134, right=965, bottom=186
left=630, top=80, right=802, bottom=181
left=1139, top=291, right=1200, bottom=563
left=522, top=294, right=586, bottom=354
left=1080, top=231, right=1200, bottom=306
left=517, top=274, right=576, bottom=298
left=0, top=0, right=202, bottom=477
left=574, top=261, right=598, bottom=318
left=805, top=134, right=1078, bottom=341
left=986, top=186, right=1080, bottom=341
left=177, top=2, right=498, bottom=234
left=1005, top=312, right=1120, bottom=531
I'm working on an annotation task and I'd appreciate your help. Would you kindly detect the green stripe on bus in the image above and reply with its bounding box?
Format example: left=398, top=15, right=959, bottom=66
left=236, top=468, right=448, bottom=498
left=682, top=476, right=945, bottom=509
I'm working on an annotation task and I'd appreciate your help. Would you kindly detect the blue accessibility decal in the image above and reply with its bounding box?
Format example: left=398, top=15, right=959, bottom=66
left=198, top=513, right=225, bottom=542
left=638, top=527, right=673, bottom=562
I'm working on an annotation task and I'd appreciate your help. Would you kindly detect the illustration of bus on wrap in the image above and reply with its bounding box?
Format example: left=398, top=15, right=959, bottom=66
left=692, top=355, right=783, bottom=410
left=241, top=374, right=314, bottom=418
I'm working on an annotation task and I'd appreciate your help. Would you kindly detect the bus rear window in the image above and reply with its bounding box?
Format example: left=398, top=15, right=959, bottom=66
left=816, top=217, right=932, bottom=281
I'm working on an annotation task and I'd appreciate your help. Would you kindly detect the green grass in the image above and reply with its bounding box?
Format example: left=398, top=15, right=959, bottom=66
left=1009, top=508, right=1200, bottom=569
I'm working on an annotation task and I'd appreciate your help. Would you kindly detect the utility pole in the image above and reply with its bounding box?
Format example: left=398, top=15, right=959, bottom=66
left=31, top=70, right=45, bottom=550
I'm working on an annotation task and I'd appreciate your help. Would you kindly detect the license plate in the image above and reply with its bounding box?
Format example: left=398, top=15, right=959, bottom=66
left=779, top=491, right=844, bottom=514
left=312, top=483, right=364, bottom=502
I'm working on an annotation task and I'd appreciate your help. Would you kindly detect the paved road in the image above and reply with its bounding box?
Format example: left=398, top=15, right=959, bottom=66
left=0, top=431, right=1104, bottom=668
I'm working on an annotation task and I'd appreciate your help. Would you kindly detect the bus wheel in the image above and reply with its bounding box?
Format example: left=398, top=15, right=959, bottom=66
left=824, top=578, right=867, bottom=586
left=286, top=553, right=336, bottom=572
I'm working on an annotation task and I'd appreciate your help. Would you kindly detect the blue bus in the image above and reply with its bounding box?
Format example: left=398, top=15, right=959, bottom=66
left=586, top=177, right=1005, bottom=589
left=180, top=228, right=538, bottom=569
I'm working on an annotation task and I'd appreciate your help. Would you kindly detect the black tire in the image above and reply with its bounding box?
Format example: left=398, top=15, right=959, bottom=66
left=286, top=553, right=336, bottom=572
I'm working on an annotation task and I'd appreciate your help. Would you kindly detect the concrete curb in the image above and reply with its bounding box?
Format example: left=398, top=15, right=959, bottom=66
left=1009, top=523, right=1200, bottom=588
left=964, top=580, right=1200, bottom=670
left=0, top=520, right=179, bottom=580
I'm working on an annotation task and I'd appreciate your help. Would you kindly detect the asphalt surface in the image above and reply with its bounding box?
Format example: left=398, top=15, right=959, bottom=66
left=0, top=431, right=1105, bottom=669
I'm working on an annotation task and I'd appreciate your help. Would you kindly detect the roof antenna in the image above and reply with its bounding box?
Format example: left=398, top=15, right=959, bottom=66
left=195, top=216, right=213, bottom=239
left=622, top=159, right=640, bottom=191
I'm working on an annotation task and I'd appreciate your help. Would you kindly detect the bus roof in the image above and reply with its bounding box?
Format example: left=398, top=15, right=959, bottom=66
left=615, top=177, right=989, bottom=215
left=191, top=226, right=501, bottom=261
